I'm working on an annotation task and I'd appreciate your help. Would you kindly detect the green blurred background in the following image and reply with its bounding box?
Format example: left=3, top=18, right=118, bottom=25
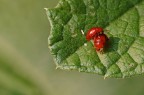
left=0, top=0, right=144, bottom=95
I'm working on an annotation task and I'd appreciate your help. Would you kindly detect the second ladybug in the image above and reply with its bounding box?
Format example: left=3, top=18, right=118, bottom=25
left=94, top=34, right=109, bottom=53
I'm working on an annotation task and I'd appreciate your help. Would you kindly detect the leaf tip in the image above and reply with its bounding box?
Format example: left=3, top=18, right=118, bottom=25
left=104, top=64, right=123, bottom=78
left=104, top=74, right=109, bottom=79
left=44, top=8, right=48, bottom=11
left=56, top=66, right=59, bottom=69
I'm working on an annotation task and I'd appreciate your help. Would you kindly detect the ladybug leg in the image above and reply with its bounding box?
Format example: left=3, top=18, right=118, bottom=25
left=96, top=47, right=100, bottom=51
left=93, top=46, right=100, bottom=51
left=99, top=48, right=104, bottom=54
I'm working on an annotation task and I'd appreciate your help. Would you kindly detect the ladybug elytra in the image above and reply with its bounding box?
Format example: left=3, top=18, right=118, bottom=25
left=86, top=27, right=103, bottom=41
left=94, top=34, right=109, bottom=53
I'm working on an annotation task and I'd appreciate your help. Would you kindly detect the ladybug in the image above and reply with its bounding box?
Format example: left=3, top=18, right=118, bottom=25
left=94, top=34, right=109, bottom=53
left=86, top=27, right=104, bottom=41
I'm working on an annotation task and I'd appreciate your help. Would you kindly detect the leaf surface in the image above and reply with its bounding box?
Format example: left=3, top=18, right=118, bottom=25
left=46, top=0, right=144, bottom=78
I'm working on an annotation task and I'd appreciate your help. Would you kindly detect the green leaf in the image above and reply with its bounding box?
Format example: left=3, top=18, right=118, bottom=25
left=46, top=0, right=144, bottom=78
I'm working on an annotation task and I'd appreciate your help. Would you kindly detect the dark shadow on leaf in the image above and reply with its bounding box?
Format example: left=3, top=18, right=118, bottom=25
left=104, top=37, right=120, bottom=53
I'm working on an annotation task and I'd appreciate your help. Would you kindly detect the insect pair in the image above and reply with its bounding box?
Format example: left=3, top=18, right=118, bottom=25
left=86, top=27, right=109, bottom=53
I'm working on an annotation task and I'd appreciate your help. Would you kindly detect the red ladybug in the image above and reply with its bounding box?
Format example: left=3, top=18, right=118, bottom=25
left=94, top=34, right=109, bottom=53
left=86, top=27, right=103, bottom=41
